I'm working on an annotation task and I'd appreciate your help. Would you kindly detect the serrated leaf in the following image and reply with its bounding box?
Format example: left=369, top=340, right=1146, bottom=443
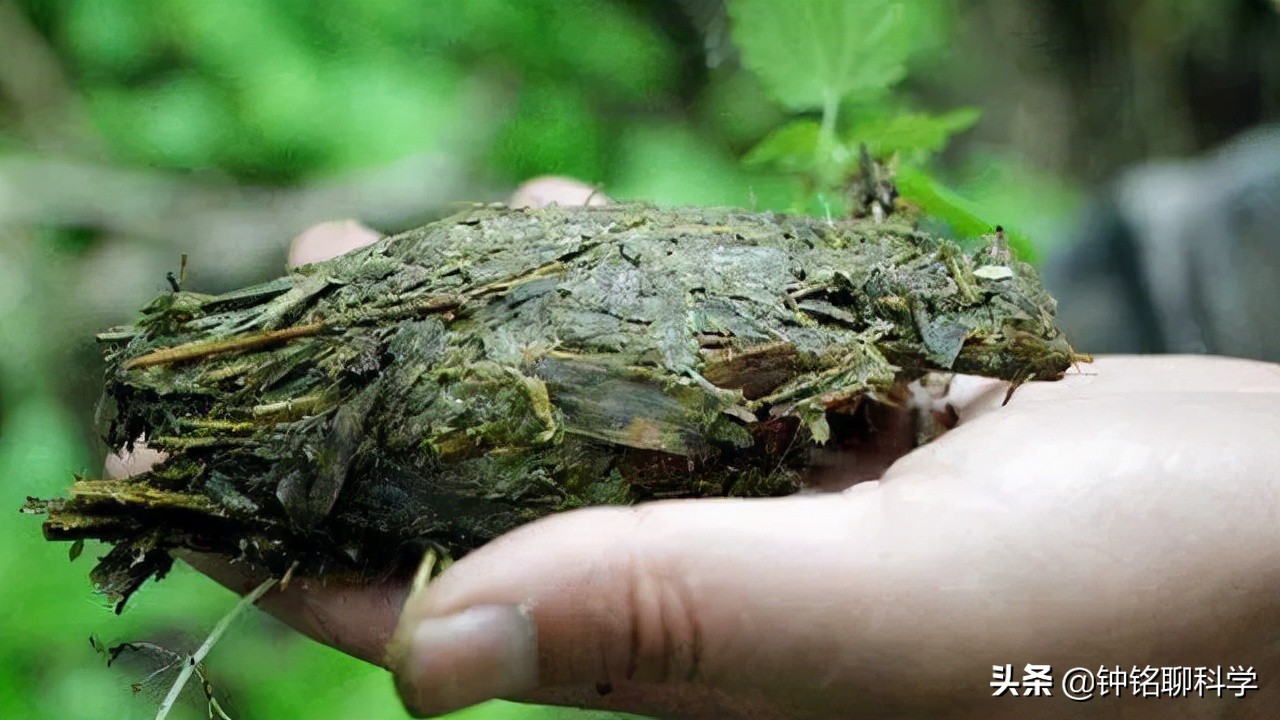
left=847, top=107, right=981, bottom=157
left=728, top=0, right=919, bottom=112
left=896, top=165, right=989, bottom=236
left=896, top=165, right=1036, bottom=261
left=742, top=119, right=822, bottom=173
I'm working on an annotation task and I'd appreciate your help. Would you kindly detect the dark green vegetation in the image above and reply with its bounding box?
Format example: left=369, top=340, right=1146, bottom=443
left=28, top=204, right=1076, bottom=611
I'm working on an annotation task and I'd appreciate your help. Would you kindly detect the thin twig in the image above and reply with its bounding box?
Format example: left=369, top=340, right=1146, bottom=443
left=125, top=323, right=323, bottom=369
left=155, top=576, right=278, bottom=720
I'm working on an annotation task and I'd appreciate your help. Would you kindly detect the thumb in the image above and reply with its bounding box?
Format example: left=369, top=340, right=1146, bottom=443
left=385, top=492, right=888, bottom=718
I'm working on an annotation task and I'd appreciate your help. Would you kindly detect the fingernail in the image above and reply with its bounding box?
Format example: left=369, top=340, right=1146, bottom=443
left=393, top=604, right=539, bottom=717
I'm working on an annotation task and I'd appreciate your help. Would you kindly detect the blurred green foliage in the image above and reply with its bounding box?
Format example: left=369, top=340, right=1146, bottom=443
left=54, top=0, right=677, bottom=182
left=0, top=1, right=1098, bottom=718
left=7, top=0, right=1269, bottom=712
left=728, top=0, right=1020, bottom=236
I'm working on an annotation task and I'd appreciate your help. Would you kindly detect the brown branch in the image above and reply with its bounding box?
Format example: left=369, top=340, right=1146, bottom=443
left=124, top=323, right=324, bottom=369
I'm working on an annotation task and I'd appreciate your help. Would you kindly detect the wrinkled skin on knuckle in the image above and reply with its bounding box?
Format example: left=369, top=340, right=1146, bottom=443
left=563, top=505, right=707, bottom=690
left=617, top=547, right=704, bottom=687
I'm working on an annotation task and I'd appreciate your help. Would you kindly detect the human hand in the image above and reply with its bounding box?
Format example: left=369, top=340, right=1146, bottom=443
left=112, top=182, right=1280, bottom=720
left=371, top=353, right=1280, bottom=720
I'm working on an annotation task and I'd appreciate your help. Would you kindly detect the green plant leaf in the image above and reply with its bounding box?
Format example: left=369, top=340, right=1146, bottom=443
left=727, top=0, right=920, bottom=112
left=741, top=119, right=821, bottom=173
left=846, top=107, right=981, bottom=157
left=896, top=165, right=1036, bottom=261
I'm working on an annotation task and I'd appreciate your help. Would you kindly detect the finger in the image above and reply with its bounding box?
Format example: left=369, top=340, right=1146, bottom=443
left=950, top=353, right=1280, bottom=423
left=286, top=178, right=608, bottom=270
left=104, top=442, right=166, bottom=478
left=1044, top=353, right=1280, bottom=394
left=385, top=493, right=895, bottom=718
left=936, top=374, right=1005, bottom=419
left=509, top=176, right=610, bottom=208
left=287, top=219, right=383, bottom=268
left=782, top=354, right=1280, bottom=470
left=178, top=551, right=406, bottom=667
